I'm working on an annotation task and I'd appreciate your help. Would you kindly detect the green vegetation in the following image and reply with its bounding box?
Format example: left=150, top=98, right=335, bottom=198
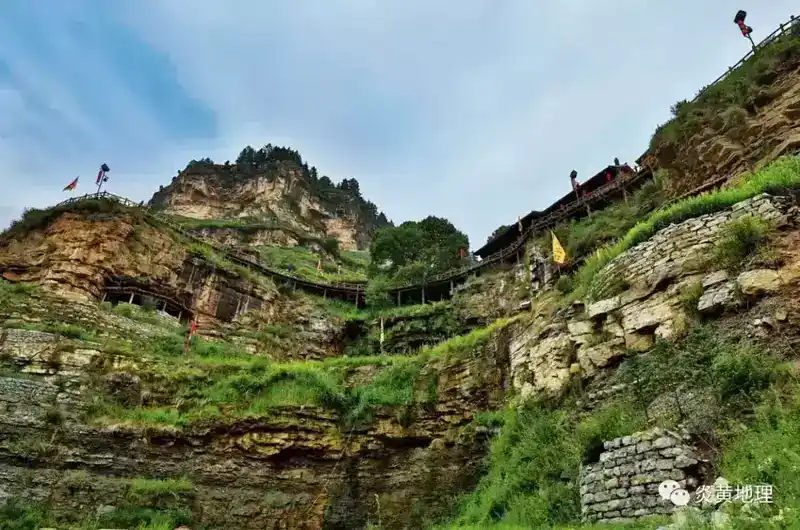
left=543, top=171, right=667, bottom=265
left=568, top=156, right=800, bottom=300
left=171, top=215, right=343, bottom=256
left=0, top=500, right=191, bottom=530
left=0, top=197, right=137, bottom=241
left=711, top=215, right=773, bottom=271
left=175, top=143, right=390, bottom=230
left=652, top=24, right=800, bottom=155
left=258, top=244, right=368, bottom=282
left=369, top=216, right=470, bottom=286
left=128, top=477, right=194, bottom=501
left=0, top=476, right=195, bottom=530
left=436, top=324, right=792, bottom=529
left=87, top=317, right=513, bottom=430
left=439, top=403, right=649, bottom=529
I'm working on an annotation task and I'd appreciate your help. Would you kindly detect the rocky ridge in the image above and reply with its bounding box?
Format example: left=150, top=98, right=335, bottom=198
left=149, top=156, right=390, bottom=252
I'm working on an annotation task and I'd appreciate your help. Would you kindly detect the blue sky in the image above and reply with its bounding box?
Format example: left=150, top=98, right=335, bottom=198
left=1, top=2, right=797, bottom=247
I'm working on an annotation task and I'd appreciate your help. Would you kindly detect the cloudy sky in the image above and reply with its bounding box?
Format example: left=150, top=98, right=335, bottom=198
left=0, top=2, right=797, bottom=248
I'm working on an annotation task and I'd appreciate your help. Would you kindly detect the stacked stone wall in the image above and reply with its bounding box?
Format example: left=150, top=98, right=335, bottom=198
left=580, top=428, right=706, bottom=524
left=590, top=194, right=792, bottom=300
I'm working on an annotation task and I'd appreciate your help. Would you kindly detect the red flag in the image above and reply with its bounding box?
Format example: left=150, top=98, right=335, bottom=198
left=63, top=177, right=79, bottom=191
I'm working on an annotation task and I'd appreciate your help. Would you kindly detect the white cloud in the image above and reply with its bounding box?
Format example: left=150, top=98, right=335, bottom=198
left=2, top=1, right=798, bottom=247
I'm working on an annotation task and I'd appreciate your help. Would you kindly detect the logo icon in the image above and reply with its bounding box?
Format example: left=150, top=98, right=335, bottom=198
left=659, top=480, right=690, bottom=506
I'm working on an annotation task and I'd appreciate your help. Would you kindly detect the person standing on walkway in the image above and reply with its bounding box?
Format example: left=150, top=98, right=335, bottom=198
left=570, top=170, right=580, bottom=200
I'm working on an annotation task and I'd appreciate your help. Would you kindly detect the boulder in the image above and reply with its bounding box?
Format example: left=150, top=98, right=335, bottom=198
left=737, top=269, right=782, bottom=296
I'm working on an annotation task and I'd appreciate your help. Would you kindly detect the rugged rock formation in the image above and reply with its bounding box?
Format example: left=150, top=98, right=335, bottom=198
left=0, top=202, right=351, bottom=358
left=0, top=301, right=511, bottom=529
left=643, top=28, right=800, bottom=197
left=509, top=193, right=800, bottom=401
left=149, top=157, right=390, bottom=252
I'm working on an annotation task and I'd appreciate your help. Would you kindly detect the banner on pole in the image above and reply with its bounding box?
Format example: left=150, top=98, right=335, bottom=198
left=551, top=231, right=566, bottom=264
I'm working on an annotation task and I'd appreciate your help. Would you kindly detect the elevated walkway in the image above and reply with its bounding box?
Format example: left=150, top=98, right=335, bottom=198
left=17, top=164, right=649, bottom=307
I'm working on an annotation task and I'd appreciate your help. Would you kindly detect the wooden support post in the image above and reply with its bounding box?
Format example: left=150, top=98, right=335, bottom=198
left=422, top=286, right=426, bottom=305
left=129, top=293, right=134, bottom=304
left=397, top=290, right=401, bottom=306
left=177, top=310, right=182, bottom=322
left=101, top=292, right=107, bottom=302
left=323, top=289, right=327, bottom=300
left=355, top=290, right=359, bottom=308
left=450, top=280, right=454, bottom=294
left=622, top=185, right=628, bottom=204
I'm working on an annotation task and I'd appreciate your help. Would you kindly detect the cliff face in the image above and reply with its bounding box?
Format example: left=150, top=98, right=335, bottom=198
left=148, top=158, right=390, bottom=252
left=0, top=287, right=508, bottom=529
left=644, top=28, right=800, bottom=197
left=0, top=199, right=511, bottom=529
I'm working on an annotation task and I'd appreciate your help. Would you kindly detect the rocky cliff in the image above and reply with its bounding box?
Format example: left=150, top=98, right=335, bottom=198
left=0, top=195, right=511, bottom=529
left=643, top=22, right=800, bottom=198
left=148, top=146, right=390, bottom=252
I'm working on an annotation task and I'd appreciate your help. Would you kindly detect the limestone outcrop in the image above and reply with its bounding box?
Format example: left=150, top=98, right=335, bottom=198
left=149, top=160, right=389, bottom=251
left=510, top=194, right=799, bottom=401
left=0, top=301, right=511, bottom=529
left=643, top=40, right=800, bottom=197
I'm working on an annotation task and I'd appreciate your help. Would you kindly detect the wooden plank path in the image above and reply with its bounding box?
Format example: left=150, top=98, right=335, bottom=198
left=42, top=165, right=648, bottom=304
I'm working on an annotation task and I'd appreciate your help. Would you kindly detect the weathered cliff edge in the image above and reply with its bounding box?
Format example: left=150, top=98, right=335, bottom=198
left=510, top=193, right=799, bottom=401
left=149, top=160, right=389, bottom=252
left=643, top=31, right=800, bottom=197
left=2, top=190, right=800, bottom=527
left=0, top=317, right=509, bottom=529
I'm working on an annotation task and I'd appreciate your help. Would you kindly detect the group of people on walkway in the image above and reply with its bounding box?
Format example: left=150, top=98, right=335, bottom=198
left=569, top=157, right=636, bottom=201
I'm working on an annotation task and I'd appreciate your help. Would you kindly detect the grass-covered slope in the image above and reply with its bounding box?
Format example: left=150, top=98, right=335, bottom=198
left=435, top=326, right=799, bottom=530
left=562, top=156, right=800, bottom=300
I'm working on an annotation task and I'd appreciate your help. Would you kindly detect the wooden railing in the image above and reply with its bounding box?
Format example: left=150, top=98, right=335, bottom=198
left=690, top=15, right=798, bottom=104
left=50, top=192, right=367, bottom=295
left=389, top=166, right=650, bottom=290
left=45, top=166, right=649, bottom=299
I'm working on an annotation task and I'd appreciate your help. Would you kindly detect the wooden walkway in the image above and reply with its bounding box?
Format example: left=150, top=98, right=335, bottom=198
left=41, top=166, right=649, bottom=305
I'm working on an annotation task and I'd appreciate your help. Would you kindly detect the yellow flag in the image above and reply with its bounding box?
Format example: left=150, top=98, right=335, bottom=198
left=551, top=231, right=566, bottom=264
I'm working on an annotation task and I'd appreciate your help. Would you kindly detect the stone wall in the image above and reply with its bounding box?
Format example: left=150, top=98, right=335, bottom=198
left=580, top=428, right=708, bottom=524
left=590, top=194, right=793, bottom=300
left=509, top=193, right=799, bottom=402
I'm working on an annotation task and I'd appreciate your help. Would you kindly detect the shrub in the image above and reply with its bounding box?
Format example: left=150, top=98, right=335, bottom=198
left=573, top=156, right=800, bottom=300
left=712, top=215, right=772, bottom=271
left=442, top=402, right=644, bottom=529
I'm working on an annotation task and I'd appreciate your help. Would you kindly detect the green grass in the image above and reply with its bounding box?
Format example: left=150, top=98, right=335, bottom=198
left=435, top=324, right=787, bottom=529
left=90, top=318, right=515, bottom=430
left=573, top=156, right=800, bottom=300
left=437, top=402, right=647, bottom=529
left=711, top=215, right=773, bottom=271
left=128, top=478, right=194, bottom=500
left=0, top=197, right=135, bottom=241
left=542, top=172, right=667, bottom=265
left=258, top=244, right=368, bottom=282
left=652, top=25, right=800, bottom=153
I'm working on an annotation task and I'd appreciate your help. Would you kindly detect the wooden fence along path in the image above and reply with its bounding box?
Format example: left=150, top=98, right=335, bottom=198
left=48, top=165, right=648, bottom=301
left=690, top=14, right=798, bottom=104
left=42, top=15, right=799, bottom=304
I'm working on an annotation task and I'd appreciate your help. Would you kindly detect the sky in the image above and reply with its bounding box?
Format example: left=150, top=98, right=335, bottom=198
left=0, top=2, right=797, bottom=249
